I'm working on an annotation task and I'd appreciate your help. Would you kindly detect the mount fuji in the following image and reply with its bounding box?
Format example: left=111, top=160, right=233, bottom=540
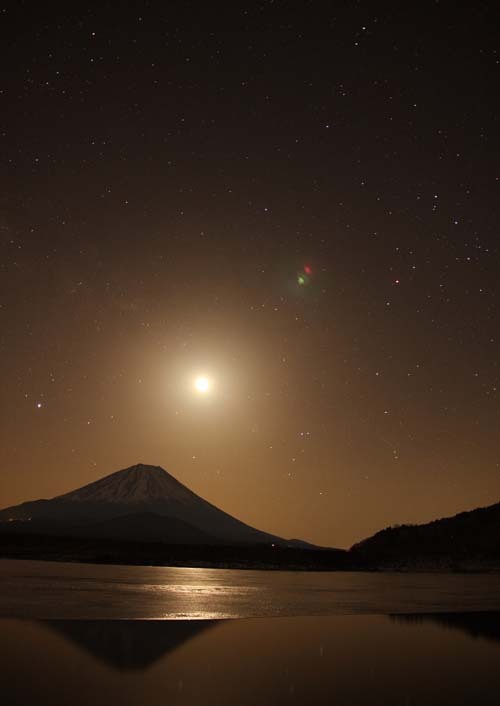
left=0, top=463, right=304, bottom=547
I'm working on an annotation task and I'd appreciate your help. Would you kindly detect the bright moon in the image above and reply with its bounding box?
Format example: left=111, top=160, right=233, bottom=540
left=194, top=376, right=211, bottom=393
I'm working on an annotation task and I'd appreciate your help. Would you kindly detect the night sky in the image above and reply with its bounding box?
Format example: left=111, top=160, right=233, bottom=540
left=2, top=2, right=499, bottom=547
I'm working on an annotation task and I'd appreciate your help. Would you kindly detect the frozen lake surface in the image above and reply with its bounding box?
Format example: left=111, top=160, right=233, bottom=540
left=2, top=558, right=500, bottom=619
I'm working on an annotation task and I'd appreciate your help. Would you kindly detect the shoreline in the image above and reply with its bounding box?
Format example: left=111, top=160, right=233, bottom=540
left=2, top=533, right=500, bottom=574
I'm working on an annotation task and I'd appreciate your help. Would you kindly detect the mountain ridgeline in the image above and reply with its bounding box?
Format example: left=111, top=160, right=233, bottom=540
left=0, top=464, right=291, bottom=546
left=350, top=501, right=500, bottom=569
left=1, top=463, right=499, bottom=570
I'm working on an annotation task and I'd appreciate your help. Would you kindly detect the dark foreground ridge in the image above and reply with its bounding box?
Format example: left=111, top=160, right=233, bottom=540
left=1, top=463, right=500, bottom=571
left=350, top=500, right=500, bottom=570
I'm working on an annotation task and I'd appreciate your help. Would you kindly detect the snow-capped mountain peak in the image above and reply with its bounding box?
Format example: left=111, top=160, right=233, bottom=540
left=57, top=464, right=194, bottom=505
left=0, top=462, right=292, bottom=546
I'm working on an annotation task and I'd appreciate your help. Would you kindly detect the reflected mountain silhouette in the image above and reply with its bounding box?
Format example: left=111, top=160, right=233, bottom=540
left=40, top=619, right=218, bottom=671
left=390, top=612, right=500, bottom=645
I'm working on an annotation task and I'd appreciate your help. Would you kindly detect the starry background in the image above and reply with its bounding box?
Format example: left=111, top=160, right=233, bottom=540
left=1, top=2, right=499, bottom=547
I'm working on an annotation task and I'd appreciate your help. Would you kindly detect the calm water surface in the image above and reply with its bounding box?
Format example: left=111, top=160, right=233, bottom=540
left=2, top=560, right=500, bottom=705
left=1, top=614, right=500, bottom=706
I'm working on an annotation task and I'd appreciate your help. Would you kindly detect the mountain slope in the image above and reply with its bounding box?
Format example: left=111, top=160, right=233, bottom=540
left=351, top=501, right=500, bottom=566
left=66, top=512, right=221, bottom=544
left=0, top=463, right=288, bottom=546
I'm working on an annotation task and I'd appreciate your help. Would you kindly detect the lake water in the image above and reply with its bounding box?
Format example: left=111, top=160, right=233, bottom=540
left=2, top=559, right=500, bottom=705
left=2, top=558, right=500, bottom=619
